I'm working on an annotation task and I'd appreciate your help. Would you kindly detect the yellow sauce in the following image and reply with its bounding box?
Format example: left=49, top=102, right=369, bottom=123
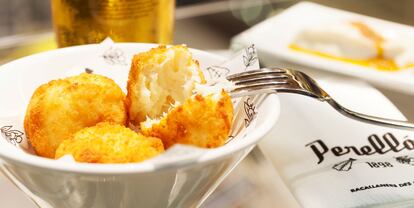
left=290, top=22, right=414, bottom=71
left=350, top=21, right=385, bottom=58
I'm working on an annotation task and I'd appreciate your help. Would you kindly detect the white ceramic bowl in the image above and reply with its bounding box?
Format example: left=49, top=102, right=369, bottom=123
left=0, top=43, right=279, bottom=208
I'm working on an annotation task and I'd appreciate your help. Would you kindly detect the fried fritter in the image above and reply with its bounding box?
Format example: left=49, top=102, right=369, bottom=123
left=141, top=91, right=233, bottom=148
left=24, top=73, right=127, bottom=158
left=126, top=45, right=205, bottom=126
left=55, top=122, right=164, bottom=163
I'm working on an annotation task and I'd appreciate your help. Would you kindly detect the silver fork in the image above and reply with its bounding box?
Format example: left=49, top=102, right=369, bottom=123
left=227, top=67, right=414, bottom=130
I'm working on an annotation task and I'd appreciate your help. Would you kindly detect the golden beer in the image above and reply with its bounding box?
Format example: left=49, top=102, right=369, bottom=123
left=51, top=0, right=175, bottom=47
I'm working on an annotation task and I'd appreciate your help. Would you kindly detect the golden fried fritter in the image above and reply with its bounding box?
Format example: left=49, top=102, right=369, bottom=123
left=126, top=45, right=205, bottom=126
left=24, top=73, right=127, bottom=158
left=141, top=91, right=233, bottom=148
left=55, top=122, right=164, bottom=163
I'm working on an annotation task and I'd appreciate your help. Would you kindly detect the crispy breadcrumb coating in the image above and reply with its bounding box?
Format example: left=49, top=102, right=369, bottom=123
left=24, top=73, right=127, bottom=158
left=55, top=122, right=164, bottom=163
left=126, top=45, right=205, bottom=126
left=141, top=91, right=233, bottom=148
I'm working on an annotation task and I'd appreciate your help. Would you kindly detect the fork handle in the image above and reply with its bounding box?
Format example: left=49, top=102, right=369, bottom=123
left=325, top=98, right=414, bottom=130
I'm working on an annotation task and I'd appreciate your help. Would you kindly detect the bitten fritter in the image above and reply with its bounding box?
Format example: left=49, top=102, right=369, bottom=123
left=24, top=73, right=127, bottom=158
left=126, top=45, right=205, bottom=126
left=141, top=91, right=234, bottom=149
left=55, top=122, right=164, bottom=163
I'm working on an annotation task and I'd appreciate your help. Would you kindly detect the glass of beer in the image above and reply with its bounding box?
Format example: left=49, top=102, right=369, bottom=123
left=51, top=0, right=175, bottom=47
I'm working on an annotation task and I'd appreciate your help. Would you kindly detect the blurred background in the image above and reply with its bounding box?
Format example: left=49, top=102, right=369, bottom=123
left=1, top=0, right=414, bottom=78
left=1, top=0, right=414, bottom=49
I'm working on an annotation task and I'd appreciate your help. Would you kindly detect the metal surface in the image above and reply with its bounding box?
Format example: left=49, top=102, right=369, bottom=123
left=228, top=68, right=414, bottom=130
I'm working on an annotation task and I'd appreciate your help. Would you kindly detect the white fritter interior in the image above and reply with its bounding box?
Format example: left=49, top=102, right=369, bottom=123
left=141, top=78, right=235, bottom=128
left=138, top=47, right=202, bottom=120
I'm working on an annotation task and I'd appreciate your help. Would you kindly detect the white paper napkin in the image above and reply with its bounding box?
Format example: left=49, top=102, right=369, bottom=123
left=260, top=77, right=414, bottom=208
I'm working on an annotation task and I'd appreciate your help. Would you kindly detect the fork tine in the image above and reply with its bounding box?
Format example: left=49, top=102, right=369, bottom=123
left=226, top=68, right=286, bottom=82
left=226, top=68, right=297, bottom=98
left=232, top=75, right=289, bottom=86
left=229, top=83, right=287, bottom=98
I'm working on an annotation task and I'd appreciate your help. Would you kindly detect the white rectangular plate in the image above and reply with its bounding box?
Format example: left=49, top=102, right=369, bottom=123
left=232, top=2, right=414, bottom=94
